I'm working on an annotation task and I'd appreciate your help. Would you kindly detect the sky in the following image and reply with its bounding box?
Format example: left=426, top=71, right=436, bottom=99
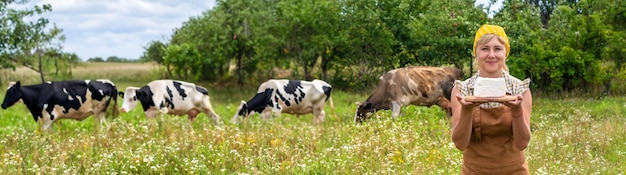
left=20, top=0, right=217, bottom=60
left=16, top=0, right=502, bottom=61
left=475, top=0, right=505, bottom=17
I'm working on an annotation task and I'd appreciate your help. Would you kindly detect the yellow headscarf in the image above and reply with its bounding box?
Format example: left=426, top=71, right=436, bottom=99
left=472, top=24, right=510, bottom=57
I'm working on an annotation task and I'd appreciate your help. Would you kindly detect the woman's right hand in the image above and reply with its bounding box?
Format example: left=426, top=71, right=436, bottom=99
left=455, top=94, right=484, bottom=108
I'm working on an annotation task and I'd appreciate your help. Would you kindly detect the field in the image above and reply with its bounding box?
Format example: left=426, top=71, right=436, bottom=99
left=0, top=62, right=624, bottom=174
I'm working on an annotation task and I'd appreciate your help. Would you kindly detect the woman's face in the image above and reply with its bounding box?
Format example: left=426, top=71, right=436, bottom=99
left=475, top=36, right=506, bottom=77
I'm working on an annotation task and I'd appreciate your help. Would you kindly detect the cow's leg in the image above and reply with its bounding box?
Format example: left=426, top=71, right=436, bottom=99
left=312, top=107, right=325, bottom=124
left=391, top=101, right=402, bottom=119
left=157, top=109, right=168, bottom=128
left=200, top=100, right=221, bottom=124
left=261, top=108, right=273, bottom=120
left=444, top=107, right=452, bottom=118
left=270, top=107, right=282, bottom=119
left=231, top=115, right=240, bottom=124
left=145, top=109, right=158, bottom=118
left=40, top=114, right=54, bottom=133
left=144, top=109, right=161, bottom=128
left=93, top=111, right=106, bottom=132
left=41, top=121, right=54, bottom=133
left=437, top=99, right=453, bottom=119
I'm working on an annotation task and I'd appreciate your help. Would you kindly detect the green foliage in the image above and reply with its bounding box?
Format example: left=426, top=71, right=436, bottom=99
left=137, top=0, right=626, bottom=95
left=140, top=40, right=167, bottom=63
left=0, top=0, right=68, bottom=84
left=501, top=0, right=618, bottom=93
left=327, top=0, right=398, bottom=89
left=163, top=43, right=204, bottom=81
left=275, top=0, right=345, bottom=80
left=409, top=0, right=486, bottom=69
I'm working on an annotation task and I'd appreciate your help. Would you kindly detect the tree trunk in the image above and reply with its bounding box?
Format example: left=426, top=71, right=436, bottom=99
left=304, top=56, right=317, bottom=81
left=237, top=51, right=243, bottom=86
left=303, top=59, right=309, bottom=81
left=54, top=58, right=59, bottom=76
left=165, top=64, right=173, bottom=79
left=607, top=59, right=624, bottom=96
left=605, top=77, right=612, bottom=96
left=321, top=54, right=328, bottom=81
left=320, top=51, right=333, bottom=82
left=38, top=52, right=45, bottom=83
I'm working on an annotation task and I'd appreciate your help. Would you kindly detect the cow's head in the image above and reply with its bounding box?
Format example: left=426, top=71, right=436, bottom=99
left=1, top=81, right=22, bottom=109
left=231, top=101, right=251, bottom=123
left=119, top=87, right=141, bottom=113
left=354, top=101, right=376, bottom=123
left=235, top=101, right=251, bottom=117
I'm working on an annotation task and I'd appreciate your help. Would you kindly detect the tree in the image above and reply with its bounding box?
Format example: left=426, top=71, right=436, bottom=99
left=501, top=0, right=610, bottom=93
left=495, top=0, right=544, bottom=82
left=170, top=3, right=232, bottom=82
left=335, top=0, right=396, bottom=87
left=217, top=0, right=275, bottom=85
left=408, top=0, right=486, bottom=75
left=375, top=0, right=429, bottom=67
left=140, top=40, right=167, bottom=63
left=0, top=1, right=63, bottom=83
left=143, top=0, right=626, bottom=94
left=526, top=0, right=578, bottom=28
left=106, top=56, right=123, bottom=62
left=274, top=0, right=345, bottom=81
left=163, top=43, right=203, bottom=81
left=591, top=0, right=626, bottom=95
left=87, top=57, right=105, bottom=62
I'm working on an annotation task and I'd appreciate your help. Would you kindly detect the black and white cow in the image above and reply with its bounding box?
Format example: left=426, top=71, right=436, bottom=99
left=1, top=80, right=119, bottom=131
left=232, top=79, right=333, bottom=124
left=118, top=80, right=221, bottom=124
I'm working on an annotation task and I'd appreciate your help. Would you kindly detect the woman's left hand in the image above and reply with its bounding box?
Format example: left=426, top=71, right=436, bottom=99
left=502, top=95, right=523, bottom=109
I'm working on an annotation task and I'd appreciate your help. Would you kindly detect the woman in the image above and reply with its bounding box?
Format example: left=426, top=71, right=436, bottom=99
left=451, top=24, right=532, bottom=174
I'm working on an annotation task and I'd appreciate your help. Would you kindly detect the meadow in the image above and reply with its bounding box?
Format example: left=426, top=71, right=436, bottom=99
left=0, top=62, right=624, bottom=174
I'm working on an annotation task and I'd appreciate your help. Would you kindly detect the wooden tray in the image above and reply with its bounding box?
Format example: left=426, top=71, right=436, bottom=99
left=465, top=95, right=517, bottom=103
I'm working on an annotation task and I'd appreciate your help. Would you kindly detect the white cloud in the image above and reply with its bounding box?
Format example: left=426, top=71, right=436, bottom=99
left=28, top=0, right=216, bottom=60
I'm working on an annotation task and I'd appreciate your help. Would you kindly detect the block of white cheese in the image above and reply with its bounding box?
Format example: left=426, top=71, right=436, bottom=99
left=473, top=77, right=506, bottom=97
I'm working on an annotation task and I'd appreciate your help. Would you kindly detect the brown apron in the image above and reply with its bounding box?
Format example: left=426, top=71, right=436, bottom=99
left=460, top=106, right=529, bottom=175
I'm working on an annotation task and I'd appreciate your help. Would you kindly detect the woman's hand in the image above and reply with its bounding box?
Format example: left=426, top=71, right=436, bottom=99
left=502, top=95, right=523, bottom=110
left=455, top=94, right=484, bottom=108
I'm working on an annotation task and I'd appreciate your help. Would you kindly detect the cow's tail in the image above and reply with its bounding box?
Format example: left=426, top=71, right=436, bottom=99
left=328, top=96, right=337, bottom=120
left=321, top=85, right=337, bottom=120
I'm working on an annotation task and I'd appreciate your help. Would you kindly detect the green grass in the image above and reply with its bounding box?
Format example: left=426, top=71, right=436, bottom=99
left=0, top=63, right=624, bottom=174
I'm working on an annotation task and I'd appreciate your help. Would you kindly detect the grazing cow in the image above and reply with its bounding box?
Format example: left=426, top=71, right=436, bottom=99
left=355, top=66, right=462, bottom=123
left=118, top=80, right=221, bottom=124
left=232, top=79, right=333, bottom=124
left=1, top=80, right=119, bottom=131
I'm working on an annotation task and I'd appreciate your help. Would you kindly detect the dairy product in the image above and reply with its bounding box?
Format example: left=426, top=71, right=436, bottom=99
left=473, top=77, right=506, bottom=97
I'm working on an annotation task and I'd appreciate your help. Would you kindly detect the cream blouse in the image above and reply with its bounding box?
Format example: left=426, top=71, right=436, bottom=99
left=454, top=71, right=531, bottom=108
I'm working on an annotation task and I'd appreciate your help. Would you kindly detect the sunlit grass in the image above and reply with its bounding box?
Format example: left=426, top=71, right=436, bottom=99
left=0, top=63, right=624, bottom=174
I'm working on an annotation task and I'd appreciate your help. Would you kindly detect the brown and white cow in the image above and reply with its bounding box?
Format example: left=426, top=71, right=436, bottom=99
left=355, top=66, right=462, bottom=123
left=119, top=80, right=221, bottom=124
left=232, top=79, right=333, bottom=124
left=1, top=80, right=119, bottom=132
